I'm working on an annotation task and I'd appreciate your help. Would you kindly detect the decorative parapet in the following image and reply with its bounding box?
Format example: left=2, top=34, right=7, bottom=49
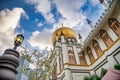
left=82, top=0, right=115, bottom=47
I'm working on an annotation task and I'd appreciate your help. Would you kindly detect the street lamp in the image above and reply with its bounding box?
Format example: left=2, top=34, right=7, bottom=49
left=0, top=34, right=24, bottom=80
left=14, top=34, right=24, bottom=50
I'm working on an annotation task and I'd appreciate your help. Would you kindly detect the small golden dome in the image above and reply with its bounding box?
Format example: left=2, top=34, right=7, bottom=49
left=52, top=27, right=77, bottom=45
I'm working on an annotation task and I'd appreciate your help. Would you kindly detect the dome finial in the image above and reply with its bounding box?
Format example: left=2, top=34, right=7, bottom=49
left=60, top=30, right=64, bottom=36
left=61, top=23, right=64, bottom=27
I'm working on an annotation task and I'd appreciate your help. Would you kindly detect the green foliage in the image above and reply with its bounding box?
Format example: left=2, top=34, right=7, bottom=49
left=83, top=75, right=101, bottom=80
left=90, top=75, right=101, bottom=80
left=29, top=71, right=36, bottom=80
left=19, top=65, right=29, bottom=75
left=22, top=54, right=31, bottom=62
left=84, top=76, right=90, bottom=80
left=101, top=68, right=108, bottom=78
left=114, top=64, right=120, bottom=70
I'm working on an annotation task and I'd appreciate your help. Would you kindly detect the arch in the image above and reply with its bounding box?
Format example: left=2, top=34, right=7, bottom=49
left=108, top=18, right=120, bottom=36
left=79, top=52, right=86, bottom=65
left=100, top=30, right=113, bottom=47
left=68, top=49, right=76, bottom=64
left=108, top=18, right=117, bottom=26
left=93, top=39, right=103, bottom=57
left=87, top=47, right=95, bottom=64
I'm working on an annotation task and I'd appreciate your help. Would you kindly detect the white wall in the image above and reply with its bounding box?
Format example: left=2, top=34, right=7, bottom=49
left=114, top=51, right=120, bottom=64
left=72, top=73, right=89, bottom=80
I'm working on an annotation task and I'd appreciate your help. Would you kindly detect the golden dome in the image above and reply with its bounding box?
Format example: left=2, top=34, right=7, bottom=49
left=52, top=27, right=77, bottom=45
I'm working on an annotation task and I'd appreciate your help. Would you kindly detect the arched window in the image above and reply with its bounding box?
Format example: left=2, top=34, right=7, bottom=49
left=108, top=18, right=120, bottom=36
left=79, top=52, right=86, bottom=65
left=87, top=47, right=95, bottom=64
left=93, top=39, right=103, bottom=57
left=68, top=49, right=76, bottom=64
left=100, top=30, right=113, bottom=47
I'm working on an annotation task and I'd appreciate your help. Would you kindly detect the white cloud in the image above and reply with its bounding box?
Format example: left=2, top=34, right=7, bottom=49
left=37, top=22, right=43, bottom=27
left=28, top=0, right=87, bottom=51
left=53, top=0, right=86, bottom=28
left=0, top=8, right=27, bottom=54
left=34, top=18, right=44, bottom=27
left=90, top=0, right=99, bottom=6
left=28, top=0, right=105, bottom=51
left=28, top=29, right=52, bottom=51
left=26, top=0, right=55, bottom=23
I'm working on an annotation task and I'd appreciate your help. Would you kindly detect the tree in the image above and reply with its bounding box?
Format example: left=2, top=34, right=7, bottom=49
left=20, top=46, right=49, bottom=80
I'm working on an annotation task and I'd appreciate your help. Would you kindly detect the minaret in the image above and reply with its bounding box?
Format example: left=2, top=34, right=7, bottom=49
left=60, top=30, right=64, bottom=43
left=56, top=33, right=58, bottom=41
left=61, top=23, right=64, bottom=27
left=87, top=19, right=94, bottom=30
left=60, top=31, right=72, bottom=80
left=78, top=33, right=83, bottom=45
left=55, top=33, right=59, bottom=47
left=99, top=0, right=111, bottom=8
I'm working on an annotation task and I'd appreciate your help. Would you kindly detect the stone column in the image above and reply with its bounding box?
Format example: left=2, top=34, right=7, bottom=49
left=91, top=48, right=98, bottom=59
left=73, top=46, right=80, bottom=64
left=61, top=35, right=73, bottom=80
left=56, top=49, right=60, bottom=74
left=85, top=53, right=91, bottom=65
left=0, top=49, right=19, bottom=80
left=64, top=69, right=73, bottom=80
left=61, top=35, right=69, bottom=64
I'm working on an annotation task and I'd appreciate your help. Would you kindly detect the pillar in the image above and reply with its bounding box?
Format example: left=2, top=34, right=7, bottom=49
left=61, top=33, right=69, bottom=64
left=61, top=43, right=69, bottom=64
left=64, top=69, right=73, bottom=80
left=91, top=48, right=98, bottom=59
left=73, top=46, right=80, bottom=64
left=61, top=32, right=73, bottom=80
left=85, top=53, right=91, bottom=65
left=56, top=49, right=60, bottom=74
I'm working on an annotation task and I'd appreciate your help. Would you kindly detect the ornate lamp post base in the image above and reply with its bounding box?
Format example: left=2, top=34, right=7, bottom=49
left=0, top=49, right=19, bottom=80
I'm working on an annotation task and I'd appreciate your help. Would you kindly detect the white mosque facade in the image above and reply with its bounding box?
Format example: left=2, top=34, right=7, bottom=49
left=43, top=0, right=120, bottom=80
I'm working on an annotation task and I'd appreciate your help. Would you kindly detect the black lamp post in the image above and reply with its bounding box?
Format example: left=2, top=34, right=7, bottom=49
left=0, top=34, right=24, bottom=80
left=14, top=34, right=24, bottom=50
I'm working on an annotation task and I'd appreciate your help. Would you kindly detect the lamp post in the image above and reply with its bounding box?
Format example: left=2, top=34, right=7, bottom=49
left=14, top=34, right=24, bottom=50
left=0, top=34, right=24, bottom=80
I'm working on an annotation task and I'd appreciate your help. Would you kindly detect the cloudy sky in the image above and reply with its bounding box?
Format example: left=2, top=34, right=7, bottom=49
left=0, top=0, right=106, bottom=54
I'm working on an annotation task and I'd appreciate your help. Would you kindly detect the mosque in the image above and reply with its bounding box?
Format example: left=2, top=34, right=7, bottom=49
left=41, top=0, right=120, bottom=80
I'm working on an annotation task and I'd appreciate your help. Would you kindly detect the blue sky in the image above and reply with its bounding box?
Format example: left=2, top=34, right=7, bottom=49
left=0, top=0, right=106, bottom=53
